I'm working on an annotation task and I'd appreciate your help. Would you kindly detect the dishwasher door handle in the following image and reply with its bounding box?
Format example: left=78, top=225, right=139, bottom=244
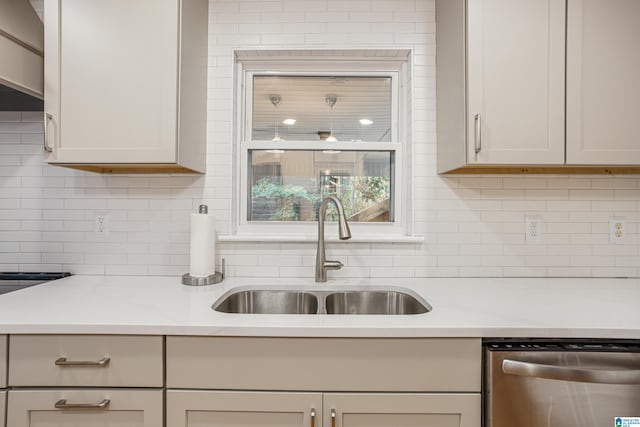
left=502, top=359, right=640, bottom=385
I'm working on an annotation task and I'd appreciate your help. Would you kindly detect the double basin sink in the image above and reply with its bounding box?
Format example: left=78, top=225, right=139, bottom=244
left=212, top=286, right=431, bottom=315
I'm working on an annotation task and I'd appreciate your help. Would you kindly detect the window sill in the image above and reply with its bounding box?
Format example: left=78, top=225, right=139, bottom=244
left=218, top=234, right=424, bottom=244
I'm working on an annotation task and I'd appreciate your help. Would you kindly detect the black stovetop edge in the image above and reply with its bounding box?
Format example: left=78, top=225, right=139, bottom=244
left=0, top=272, right=72, bottom=281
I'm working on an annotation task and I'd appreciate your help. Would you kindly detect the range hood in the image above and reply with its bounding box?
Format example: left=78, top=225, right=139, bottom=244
left=0, top=0, right=44, bottom=111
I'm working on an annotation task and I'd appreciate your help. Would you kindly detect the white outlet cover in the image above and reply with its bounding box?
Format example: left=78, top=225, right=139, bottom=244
left=525, top=216, right=542, bottom=242
left=95, top=214, right=109, bottom=237
left=609, top=218, right=625, bottom=243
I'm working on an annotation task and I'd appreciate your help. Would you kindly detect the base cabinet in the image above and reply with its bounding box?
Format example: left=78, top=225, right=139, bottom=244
left=167, top=391, right=322, bottom=427
left=326, top=393, right=480, bottom=427
left=166, top=338, right=482, bottom=427
left=166, top=391, right=480, bottom=427
left=7, top=389, right=163, bottom=427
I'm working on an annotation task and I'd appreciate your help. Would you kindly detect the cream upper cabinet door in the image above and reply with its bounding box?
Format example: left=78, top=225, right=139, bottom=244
left=166, top=390, right=322, bottom=427
left=0, top=335, right=6, bottom=388
left=0, top=391, right=6, bottom=427
left=7, top=389, right=163, bottom=427
left=325, top=393, right=480, bottom=427
left=466, top=0, right=566, bottom=164
left=566, top=0, right=640, bottom=165
left=44, top=0, right=178, bottom=164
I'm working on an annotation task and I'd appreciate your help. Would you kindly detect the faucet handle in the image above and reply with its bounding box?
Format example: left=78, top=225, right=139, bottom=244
left=324, top=260, right=343, bottom=271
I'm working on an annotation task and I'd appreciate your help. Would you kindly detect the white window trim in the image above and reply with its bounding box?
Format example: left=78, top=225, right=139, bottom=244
left=228, top=50, right=419, bottom=243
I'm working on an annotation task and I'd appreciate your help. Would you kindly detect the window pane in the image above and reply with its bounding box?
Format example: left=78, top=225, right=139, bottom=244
left=249, top=150, right=393, bottom=222
left=252, top=76, right=392, bottom=142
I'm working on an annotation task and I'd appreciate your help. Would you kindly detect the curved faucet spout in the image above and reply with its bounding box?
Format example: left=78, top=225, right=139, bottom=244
left=315, top=196, right=352, bottom=283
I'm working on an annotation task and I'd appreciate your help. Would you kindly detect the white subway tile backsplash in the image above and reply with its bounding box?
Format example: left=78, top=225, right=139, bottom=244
left=64, top=264, right=105, bottom=275
left=502, top=267, right=548, bottom=277
left=0, top=253, right=41, bottom=264
left=0, top=0, right=637, bottom=277
left=547, top=178, right=592, bottom=189
left=305, top=12, right=352, bottom=24
left=42, top=252, right=83, bottom=264
left=348, top=12, right=393, bottom=23
left=105, top=264, right=148, bottom=275
left=0, top=112, right=22, bottom=121
left=236, top=265, right=280, bottom=277
left=370, top=266, right=415, bottom=278
left=261, top=33, right=307, bottom=44
left=458, top=266, right=503, bottom=277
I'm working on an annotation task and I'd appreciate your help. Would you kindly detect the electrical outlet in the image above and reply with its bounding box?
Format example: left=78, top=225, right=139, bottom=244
left=609, top=218, right=625, bottom=243
left=95, top=214, right=109, bottom=237
left=525, top=216, right=542, bottom=242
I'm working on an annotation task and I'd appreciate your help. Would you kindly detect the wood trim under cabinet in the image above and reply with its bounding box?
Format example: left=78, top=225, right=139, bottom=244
left=52, top=164, right=204, bottom=174
left=441, top=165, right=640, bottom=175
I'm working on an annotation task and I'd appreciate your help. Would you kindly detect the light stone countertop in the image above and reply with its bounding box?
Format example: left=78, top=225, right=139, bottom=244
left=0, top=275, right=638, bottom=338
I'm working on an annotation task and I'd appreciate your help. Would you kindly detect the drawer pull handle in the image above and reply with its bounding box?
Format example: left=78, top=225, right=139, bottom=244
left=55, top=356, right=110, bottom=367
left=331, top=409, right=336, bottom=427
left=55, top=399, right=110, bottom=410
left=310, top=408, right=316, bottom=427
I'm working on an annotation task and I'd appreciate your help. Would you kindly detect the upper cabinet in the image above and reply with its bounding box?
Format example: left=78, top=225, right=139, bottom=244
left=437, top=0, right=640, bottom=173
left=566, top=0, right=640, bottom=165
left=466, top=0, right=565, bottom=166
left=0, top=0, right=44, bottom=101
left=44, top=0, right=208, bottom=173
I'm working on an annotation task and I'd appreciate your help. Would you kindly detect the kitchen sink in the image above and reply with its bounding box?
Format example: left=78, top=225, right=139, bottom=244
left=213, top=290, right=318, bottom=314
left=212, top=287, right=431, bottom=315
left=324, top=290, right=430, bottom=315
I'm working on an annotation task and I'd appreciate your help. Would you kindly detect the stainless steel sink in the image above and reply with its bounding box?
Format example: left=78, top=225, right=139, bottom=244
left=213, top=290, right=318, bottom=314
left=325, top=290, right=430, bottom=315
left=212, top=287, right=431, bottom=315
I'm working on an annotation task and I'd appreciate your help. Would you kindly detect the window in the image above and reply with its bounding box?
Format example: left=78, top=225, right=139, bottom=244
left=234, top=50, right=412, bottom=239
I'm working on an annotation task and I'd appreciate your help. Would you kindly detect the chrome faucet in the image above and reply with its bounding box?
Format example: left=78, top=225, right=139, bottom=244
left=315, top=196, right=352, bottom=282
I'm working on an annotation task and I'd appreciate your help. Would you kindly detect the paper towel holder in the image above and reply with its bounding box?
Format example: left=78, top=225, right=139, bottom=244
left=182, top=258, right=225, bottom=286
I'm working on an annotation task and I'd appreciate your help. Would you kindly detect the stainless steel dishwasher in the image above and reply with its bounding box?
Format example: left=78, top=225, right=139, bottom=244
left=485, top=339, right=640, bottom=427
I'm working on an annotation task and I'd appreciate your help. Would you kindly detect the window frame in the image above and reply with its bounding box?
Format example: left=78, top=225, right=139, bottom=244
left=232, top=53, right=413, bottom=240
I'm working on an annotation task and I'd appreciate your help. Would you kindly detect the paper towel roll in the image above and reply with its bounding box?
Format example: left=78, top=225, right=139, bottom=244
left=189, top=210, right=216, bottom=277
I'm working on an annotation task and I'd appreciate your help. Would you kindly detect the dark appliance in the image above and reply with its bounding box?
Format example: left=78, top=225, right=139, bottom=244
left=0, top=272, right=71, bottom=295
left=485, top=338, right=640, bottom=427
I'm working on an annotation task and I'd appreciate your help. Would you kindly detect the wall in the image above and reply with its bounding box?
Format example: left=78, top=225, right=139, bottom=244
left=1, top=0, right=638, bottom=278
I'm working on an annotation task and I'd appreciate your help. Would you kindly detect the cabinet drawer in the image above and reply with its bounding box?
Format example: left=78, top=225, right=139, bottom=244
left=0, top=335, right=6, bottom=387
left=7, top=389, right=163, bottom=427
left=9, top=335, right=163, bottom=387
left=167, top=337, right=481, bottom=392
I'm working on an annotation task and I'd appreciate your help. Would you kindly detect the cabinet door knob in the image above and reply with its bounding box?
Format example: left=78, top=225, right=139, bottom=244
left=55, top=356, right=110, bottom=367
left=310, top=408, right=316, bottom=427
left=55, top=399, right=110, bottom=410
left=331, top=409, right=337, bottom=427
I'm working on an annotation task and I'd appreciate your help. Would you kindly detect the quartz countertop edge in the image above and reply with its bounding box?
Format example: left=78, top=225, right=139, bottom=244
left=0, top=275, right=638, bottom=339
